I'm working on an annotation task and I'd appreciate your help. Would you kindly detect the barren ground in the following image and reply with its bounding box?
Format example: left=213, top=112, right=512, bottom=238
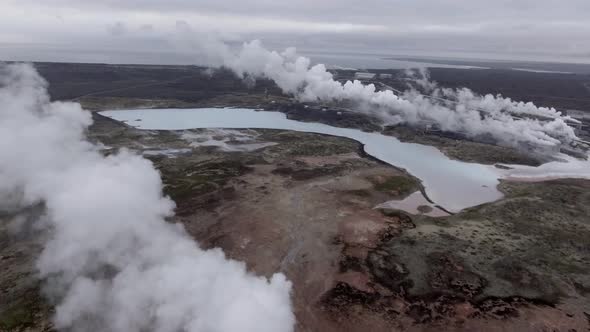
left=3, top=112, right=589, bottom=331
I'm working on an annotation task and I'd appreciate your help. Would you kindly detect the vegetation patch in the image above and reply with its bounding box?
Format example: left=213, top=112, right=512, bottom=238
left=371, top=176, right=418, bottom=197
left=265, top=134, right=359, bottom=157
left=0, top=307, right=36, bottom=331
left=0, top=292, right=45, bottom=331
left=158, top=159, right=252, bottom=215
left=417, top=205, right=433, bottom=214
left=272, top=165, right=345, bottom=181
left=344, top=189, right=372, bottom=197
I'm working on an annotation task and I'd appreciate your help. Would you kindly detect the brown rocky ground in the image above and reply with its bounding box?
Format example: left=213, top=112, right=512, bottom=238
left=1, top=113, right=589, bottom=332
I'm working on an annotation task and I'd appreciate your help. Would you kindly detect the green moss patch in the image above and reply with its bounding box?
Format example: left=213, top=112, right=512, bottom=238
left=264, top=133, right=359, bottom=157
left=0, top=291, right=46, bottom=332
left=0, top=306, right=35, bottom=331
left=159, top=159, right=252, bottom=215
left=371, top=176, right=418, bottom=197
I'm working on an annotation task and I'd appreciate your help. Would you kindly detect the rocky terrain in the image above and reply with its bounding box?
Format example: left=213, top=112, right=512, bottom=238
left=2, top=112, right=589, bottom=332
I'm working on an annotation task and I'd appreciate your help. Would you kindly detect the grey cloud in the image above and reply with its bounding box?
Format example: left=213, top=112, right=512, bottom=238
left=14, top=0, right=590, bottom=25
left=139, top=23, right=155, bottom=32
left=1, top=0, right=589, bottom=64
left=107, top=21, right=127, bottom=36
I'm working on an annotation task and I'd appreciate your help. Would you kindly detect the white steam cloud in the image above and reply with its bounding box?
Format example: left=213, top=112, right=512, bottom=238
left=188, top=37, right=578, bottom=150
left=0, top=63, right=294, bottom=332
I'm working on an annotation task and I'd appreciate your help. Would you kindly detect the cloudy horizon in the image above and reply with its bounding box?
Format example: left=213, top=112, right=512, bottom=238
left=1, top=0, right=590, bottom=66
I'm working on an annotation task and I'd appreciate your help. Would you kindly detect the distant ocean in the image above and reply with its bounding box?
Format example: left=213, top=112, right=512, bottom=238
left=303, top=51, right=590, bottom=74
left=302, top=51, right=486, bottom=70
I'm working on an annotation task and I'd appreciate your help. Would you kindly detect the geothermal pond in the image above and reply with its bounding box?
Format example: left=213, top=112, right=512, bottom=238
left=100, top=108, right=590, bottom=212
left=101, top=108, right=504, bottom=212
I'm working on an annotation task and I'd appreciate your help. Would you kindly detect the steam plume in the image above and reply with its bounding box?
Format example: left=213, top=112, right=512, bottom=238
left=191, top=38, right=578, bottom=150
left=0, top=63, right=294, bottom=332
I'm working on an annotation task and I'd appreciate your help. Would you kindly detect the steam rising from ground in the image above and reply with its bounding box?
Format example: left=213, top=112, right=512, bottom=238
left=195, top=38, right=578, bottom=149
left=0, top=63, right=294, bottom=332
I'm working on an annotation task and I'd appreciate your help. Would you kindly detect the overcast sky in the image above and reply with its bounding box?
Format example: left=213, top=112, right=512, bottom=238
left=1, top=0, right=590, bottom=65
